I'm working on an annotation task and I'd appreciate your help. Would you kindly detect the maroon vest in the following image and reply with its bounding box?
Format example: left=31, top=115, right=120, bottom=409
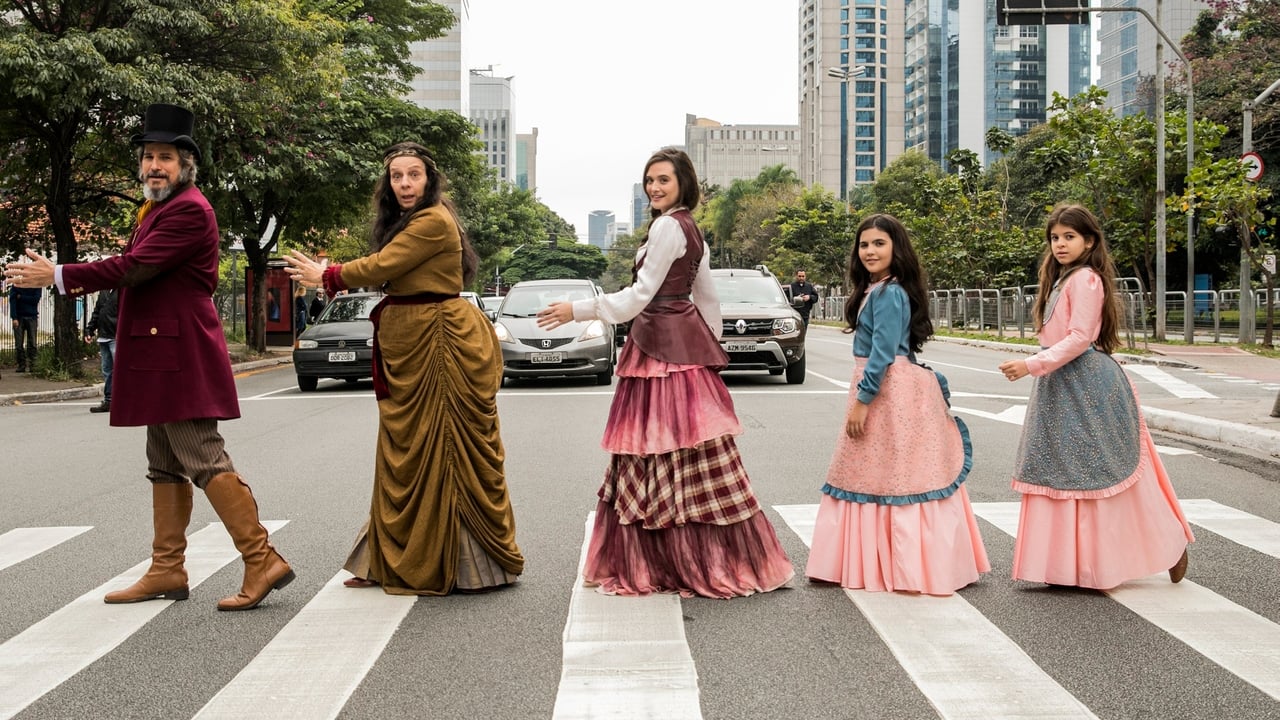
left=627, top=211, right=729, bottom=369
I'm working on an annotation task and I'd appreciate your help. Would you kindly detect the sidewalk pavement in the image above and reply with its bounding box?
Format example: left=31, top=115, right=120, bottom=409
left=4, top=340, right=1278, bottom=460
left=937, top=336, right=1280, bottom=460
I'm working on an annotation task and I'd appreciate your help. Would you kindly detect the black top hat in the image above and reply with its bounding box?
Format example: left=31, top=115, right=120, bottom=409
left=130, top=104, right=201, bottom=162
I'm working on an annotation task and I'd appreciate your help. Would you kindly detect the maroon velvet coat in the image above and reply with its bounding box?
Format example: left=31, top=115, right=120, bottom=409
left=61, top=185, right=240, bottom=426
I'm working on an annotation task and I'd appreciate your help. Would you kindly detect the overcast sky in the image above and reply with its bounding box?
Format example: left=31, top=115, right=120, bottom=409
left=464, top=1, right=799, bottom=240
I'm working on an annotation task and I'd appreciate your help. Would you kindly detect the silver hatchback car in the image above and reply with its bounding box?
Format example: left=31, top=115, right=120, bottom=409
left=491, top=279, right=615, bottom=386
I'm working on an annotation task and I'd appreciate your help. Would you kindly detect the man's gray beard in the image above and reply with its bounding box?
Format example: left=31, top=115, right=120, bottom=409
left=142, top=181, right=174, bottom=202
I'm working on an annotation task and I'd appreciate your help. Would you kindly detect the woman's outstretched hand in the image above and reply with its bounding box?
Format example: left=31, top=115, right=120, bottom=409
left=537, top=302, right=574, bottom=329
left=284, top=250, right=327, bottom=288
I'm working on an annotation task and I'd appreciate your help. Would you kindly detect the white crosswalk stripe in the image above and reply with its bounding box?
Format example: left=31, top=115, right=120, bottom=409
left=0, top=521, right=287, bottom=720
left=553, top=513, right=701, bottom=720
left=0, top=527, right=90, bottom=572
left=972, top=502, right=1280, bottom=702
left=193, top=571, right=415, bottom=720
left=775, top=504, right=1098, bottom=719
left=1125, top=365, right=1218, bottom=398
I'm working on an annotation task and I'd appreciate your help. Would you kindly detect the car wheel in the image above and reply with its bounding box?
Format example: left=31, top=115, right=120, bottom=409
left=784, top=354, right=806, bottom=384
left=596, top=369, right=613, bottom=386
left=297, top=375, right=319, bottom=392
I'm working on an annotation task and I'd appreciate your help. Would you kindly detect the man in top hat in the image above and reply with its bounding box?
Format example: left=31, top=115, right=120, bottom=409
left=4, top=103, right=294, bottom=611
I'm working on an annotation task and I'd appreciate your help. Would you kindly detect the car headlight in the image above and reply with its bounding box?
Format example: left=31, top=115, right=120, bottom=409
left=296, top=339, right=318, bottom=349
left=493, top=322, right=513, bottom=344
left=772, top=318, right=798, bottom=335
left=577, top=319, right=606, bottom=341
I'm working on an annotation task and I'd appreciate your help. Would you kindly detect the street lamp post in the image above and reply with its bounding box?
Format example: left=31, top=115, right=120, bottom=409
left=494, top=243, right=527, bottom=296
left=826, top=66, right=869, bottom=204
left=1240, top=77, right=1280, bottom=345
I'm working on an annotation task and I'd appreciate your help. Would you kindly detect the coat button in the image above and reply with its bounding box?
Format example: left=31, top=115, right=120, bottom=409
left=150, top=327, right=158, bottom=335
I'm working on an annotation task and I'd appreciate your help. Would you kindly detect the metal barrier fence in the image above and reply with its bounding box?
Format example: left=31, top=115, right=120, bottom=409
left=0, top=291, right=104, bottom=355
left=811, top=277, right=1280, bottom=347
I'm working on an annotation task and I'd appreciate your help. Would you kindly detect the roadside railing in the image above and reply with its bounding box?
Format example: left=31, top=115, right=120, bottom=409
left=809, top=277, right=1279, bottom=347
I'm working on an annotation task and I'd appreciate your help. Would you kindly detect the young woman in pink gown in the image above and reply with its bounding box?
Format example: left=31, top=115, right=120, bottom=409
left=805, top=214, right=989, bottom=595
left=537, top=148, right=794, bottom=598
left=998, top=204, right=1193, bottom=589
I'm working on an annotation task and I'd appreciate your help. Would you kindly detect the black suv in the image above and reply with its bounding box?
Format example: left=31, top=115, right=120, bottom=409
left=710, top=268, right=806, bottom=384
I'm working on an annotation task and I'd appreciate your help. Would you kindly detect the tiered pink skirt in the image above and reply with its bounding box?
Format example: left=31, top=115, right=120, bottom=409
left=582, top=342, right=794, bottom=598
left=1012, top=410, right=1194, bottom=589
left=805, top=360, right=990, bottom=596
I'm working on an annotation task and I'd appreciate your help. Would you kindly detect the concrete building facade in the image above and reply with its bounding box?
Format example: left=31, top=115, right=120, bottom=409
left=588, top=210, right=616, bottom=251
left=684, top=115, right=802, bottom=190
left=470, top=70, right=516, bottom=184
left=515, top=129, right=537, bottom=192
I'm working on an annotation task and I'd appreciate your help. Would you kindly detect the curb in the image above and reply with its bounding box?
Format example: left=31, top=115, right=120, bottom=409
left=1142, top=407, right=1280, bottom=459
left=0, top=355, right=293, bottom=408
left=931, top=335, right=1197, bottom=369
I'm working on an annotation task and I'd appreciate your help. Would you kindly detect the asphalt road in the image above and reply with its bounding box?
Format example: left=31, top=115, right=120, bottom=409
left=1, top=325, right=1278, bottom=720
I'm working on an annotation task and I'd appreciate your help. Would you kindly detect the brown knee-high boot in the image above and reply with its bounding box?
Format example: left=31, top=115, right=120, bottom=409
left=105, top=482, right=193, bottom=603
left=205, top=472, right=295, bottom=611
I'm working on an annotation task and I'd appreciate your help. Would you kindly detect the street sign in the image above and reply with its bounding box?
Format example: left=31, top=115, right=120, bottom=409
left=1242, top=151, right=1264, bottom=182
left=1265, top=254, right=1276, bottom=275
left=996, top=1, right=1089, bottom=26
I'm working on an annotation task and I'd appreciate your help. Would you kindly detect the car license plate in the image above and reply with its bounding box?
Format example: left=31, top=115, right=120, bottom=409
left=725, top=342, right=756, bottom=353
left=328, top=351, right=357, bottom=362
left=530, top=352, right=563, bottom=364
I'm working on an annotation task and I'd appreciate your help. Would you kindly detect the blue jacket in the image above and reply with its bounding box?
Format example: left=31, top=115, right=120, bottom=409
left=8, top=286, right=41, bottom=320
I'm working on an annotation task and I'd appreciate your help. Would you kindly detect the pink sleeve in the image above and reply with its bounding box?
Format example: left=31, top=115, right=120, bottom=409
left=1025, top=269, right=1104, bottom=377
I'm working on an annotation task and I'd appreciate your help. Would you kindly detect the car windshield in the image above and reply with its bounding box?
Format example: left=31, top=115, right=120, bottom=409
left=317, top=295, right=379, bottom=323
left=500, top=286, right=594, bottom=317
left=713, top=276, right=786, bottom=304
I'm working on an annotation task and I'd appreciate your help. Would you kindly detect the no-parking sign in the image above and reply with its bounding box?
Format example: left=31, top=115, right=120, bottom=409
left=1242, top=152, right=1264, bottom=182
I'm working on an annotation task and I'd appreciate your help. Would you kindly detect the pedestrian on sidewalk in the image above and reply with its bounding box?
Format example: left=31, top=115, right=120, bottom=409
left=84, top=288, right=118, bottom=414
left=9, top=283, right=41, bottom=372
left=789, top=269, right=819, bottom=326
left=284, top=141, right=524, bottom=596
left=805, top=213, right=989, bottom=595
left=3, top=103, right=294, bottom=611
left=308, top=288, right=325, bottom=323
left=998, top=203, right=1194, bottom=589
left=537, top=148, right=794, bottom=598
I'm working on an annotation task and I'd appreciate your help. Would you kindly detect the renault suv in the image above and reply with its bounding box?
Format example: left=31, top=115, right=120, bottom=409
left=710, top=267, right=806, bottom=384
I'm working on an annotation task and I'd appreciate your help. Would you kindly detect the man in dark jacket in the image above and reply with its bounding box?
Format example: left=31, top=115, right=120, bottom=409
left=9, top=284, right=41, bottom=372
left=789, top=270, right=819, bottom=326
left=84, top=288, right=119, bottom=413
left=3, top=103, right=293, bottom=612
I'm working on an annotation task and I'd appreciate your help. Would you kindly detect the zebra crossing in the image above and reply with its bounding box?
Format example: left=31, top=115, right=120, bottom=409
left=2, top=499, right=1278, bottom=719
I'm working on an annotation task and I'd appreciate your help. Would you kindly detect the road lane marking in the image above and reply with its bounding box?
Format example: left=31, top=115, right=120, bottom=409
left=1125, top=366, right=1217, bottom=399
left=193, top=572, right=415, bottom=720
left=1178, top=499, right=1280, bottom=559
left=921, top=359, right=1003, bottom=376
left=553, top=513, right=701, bottom=720
left=972, top=502, right=1280, bottom=702
left=0, top=527, right=91, bottom=572
left=952, top=405, right=1194, bottom=457
left=808, top=370, right=850, bottom=388
left=0, top=521, right=288, bottom=720
left=775, top=504, right=1098, bottom=720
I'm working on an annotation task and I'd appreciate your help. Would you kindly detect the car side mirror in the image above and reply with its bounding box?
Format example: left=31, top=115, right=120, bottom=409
left=486, top=310, right=498, bottom=322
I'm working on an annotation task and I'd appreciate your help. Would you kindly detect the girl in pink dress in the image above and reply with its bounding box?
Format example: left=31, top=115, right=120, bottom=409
left=536, top=148, right=794, bottom=598
left=998, top=204, right=1194, bottom=589
left=806, top=214, right=990, bottom=595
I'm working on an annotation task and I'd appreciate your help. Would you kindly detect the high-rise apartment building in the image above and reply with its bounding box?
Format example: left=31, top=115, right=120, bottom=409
left=684, top=115, right=802, bottom=190
left=515, top=129, right=538, bottom=192
left=1097, top=0, right=1208, bottom=117
left=632, top=183, right=648, bottom=234
left=470, top=69, right=516, bottom=184
left=405, top=0, right=469, bottom=114
left=799, top=0, right=906, bottom=199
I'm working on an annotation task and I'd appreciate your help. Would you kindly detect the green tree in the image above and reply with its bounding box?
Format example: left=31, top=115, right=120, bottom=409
left=502, top=241, right=607, bottom=284
left=771, top=185, right=855, bottom=289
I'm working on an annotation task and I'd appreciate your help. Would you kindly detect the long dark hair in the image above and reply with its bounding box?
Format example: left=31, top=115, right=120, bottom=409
left=1033, top=203, right=1121, bottom=354
left=842, top=213, right=933, bottom=353
left=643, top=147, right=701, bottom=220
left=370, top=141, right=478, bottom=285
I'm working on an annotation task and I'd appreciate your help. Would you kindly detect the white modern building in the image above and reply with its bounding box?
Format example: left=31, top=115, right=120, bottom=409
left=1097, top=0, right=1209, bottom=117
left=684, top=115, right=802, bottom=190
left=405, top=0, right=469, bottom=115
left=587, top=210, right=616, bottom=251
left=515, top=129, right=537, bottom=192
left=470, top=69, right=516, bottom=184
